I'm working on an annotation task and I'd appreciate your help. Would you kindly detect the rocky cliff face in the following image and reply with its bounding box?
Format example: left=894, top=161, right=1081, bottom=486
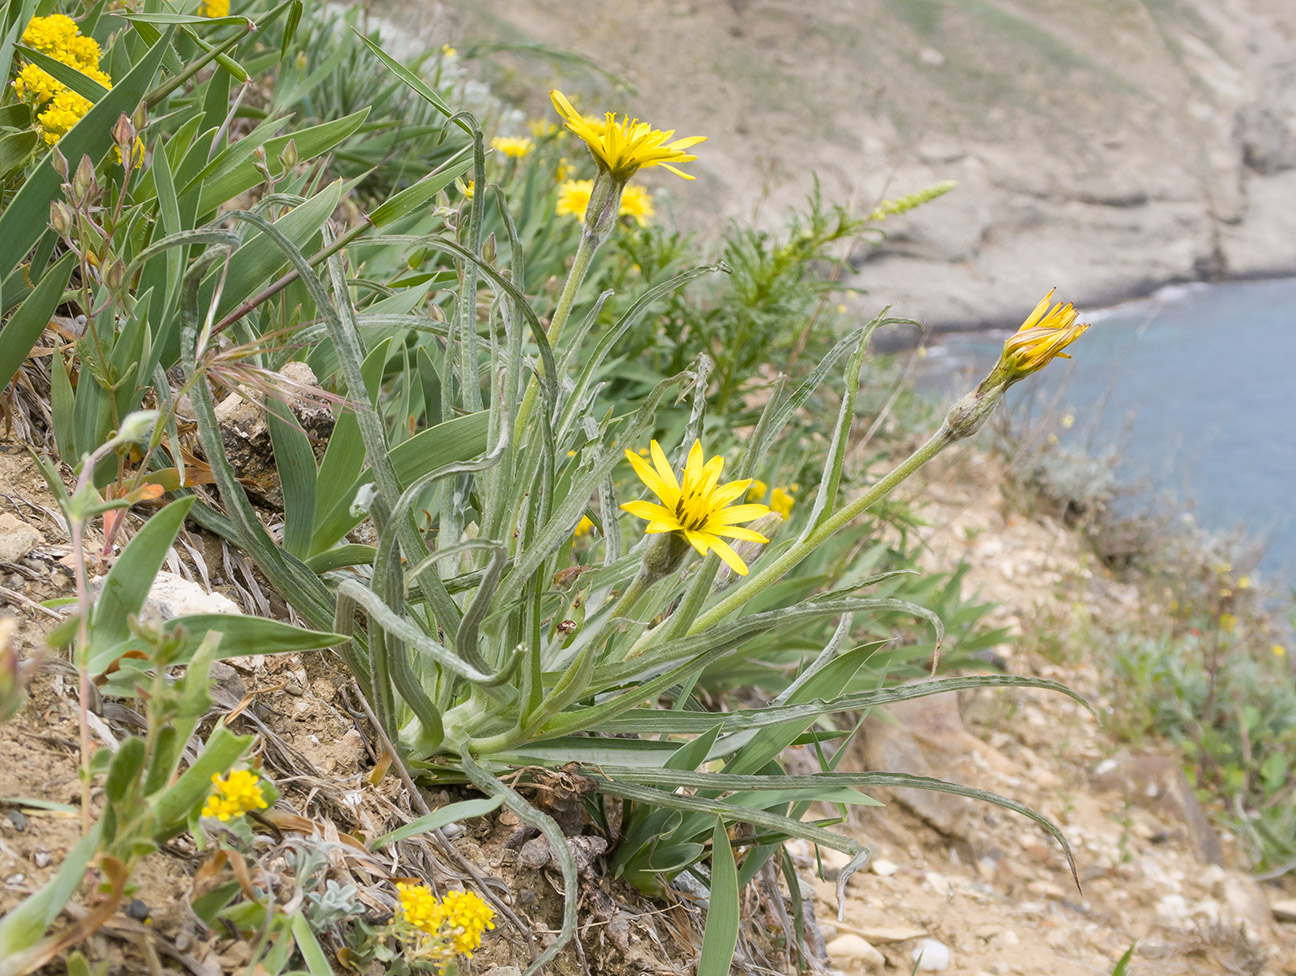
left=432, top=0, right=1296, bottom=328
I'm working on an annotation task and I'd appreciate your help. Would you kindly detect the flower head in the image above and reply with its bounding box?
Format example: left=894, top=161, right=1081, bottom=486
left=396, top=882, right=444, bottom=935
left=395, top=884, right=495, bottom=960
left=999, top=290, right=1090, bottom=379
left=439, top=890, right=496, bottom=956
left=198, top=0, right=230, bottom=17
left=21, top=14, right=79, bottom=57
left=37, top=88, right=94, bottom=144
left=201, top=768, right=268, bottom=821
left=618, top=183, right=655, bottom=226
left=622, top=440, right=771, bottom=576
left=490, top=135, right=533, bottom=159
left=549, top=89, right=704, bottom=182
left=770, top=486, right=795, bottom=518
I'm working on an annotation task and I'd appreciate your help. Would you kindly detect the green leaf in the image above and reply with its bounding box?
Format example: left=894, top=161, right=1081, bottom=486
left=355, top=31, right=470, bottom=134
left=368, top=143, right=474, bottom=228
left=266, top=398, right=318, bottom=560
left=370, top=797, right=502, bottom=850
left=697, top=820, right=740, bottom=976
left=0, top=252, right=74, bottom=394
left=290, top=913, right=333, bottom=976
left=89, top=496, right=196, bottom=660
left=194, top=109, right=369, bottom=214
left=0, top=128, right=38, bottom=178
left=151, top=726, right=253, bottom=833
left=0, top=29, right=172, bottom=274
left=16, top=46, right=111, bottom=102
left=87, top=614, right=344, bottom=676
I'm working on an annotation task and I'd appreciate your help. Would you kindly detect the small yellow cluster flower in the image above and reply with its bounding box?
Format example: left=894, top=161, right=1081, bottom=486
left=556, top=179, right=654, bottom=227
left=13, top=14, right=113, bottom=145
left=1219, top=613, right=1238, bottom=633
left=201, top=769, right=269, bottom=821
left=198, top=0, right=230, bottom=17
left=490, top=135, right=534, bottom=159
left=769, top=486, right=795, bottom=518
left=395, top=883, right=496, bottom=963
left=527, top=118, right=558, bottom=139
left=1274, top=644, right=1286, bottom=658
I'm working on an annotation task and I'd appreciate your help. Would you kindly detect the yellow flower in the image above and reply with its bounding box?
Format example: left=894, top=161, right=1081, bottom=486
left=555, top=156, right=572, bottom=180
left=746, top=479, right=768, bottom=502
left=1237, top=575, right=1252, bottom=589
left=528, top=118, right=558, bottom=139
left=394, top=884, right=495, bottom=959
left=456, top=177, right=474, bottom=199
left=13, top=63, right=63, bottom=104
left=63, top=34, right=103, bottom=70
left=622, top=440, right=771, bottom=576
left=999, top=290, right=1090, bottom=378
left=770, top=486, right=795, bottom=518
left=201, top=769, right=268, bottom=821
left=439, top=890, right=496, bottom=956
left=574, top=515, right=596, bottom=537
left=198, top=0, right=230, bottom=17
left=549, top=88, right=704, bottom=182
left=1219, top=613, right=1238, bottom=633
left=21, top=14, right=79, bottom=58
left=1273, top=644, right=1286, bottom=658
left=618, top=183, right=655, bottom=226
left=37, top=88, right=94, bottom=144
left=441, top=44, right=457, bottom=58
left=396, top=882, right=445, bottom=936
left=490, top=135, right=534, bottom=159
left=556, top=179, right=593, bottom=221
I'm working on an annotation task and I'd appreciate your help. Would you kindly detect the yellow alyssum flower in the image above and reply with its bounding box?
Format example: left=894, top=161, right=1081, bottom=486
left=13, top=63, right=64, bottom=103
left=198, top=0, right=230, bottom=17
left=746, top=479, right=768, bottom=502
left=395, top=884, right=496, bottom=959
left=201, top=769, right=268, bottom=821
left=490, top=135, right=534, bottom=158
left=549, top=89, right=704, bottom=182
left=439, top=890, right=496, bottom=956
left=21, top=14, right=79, bottom=58
left=999, top=290, right=1090, bottom=379
left=618, top=183, right=655, bottom=226
left=37, top=88, right=94, bottom=144
left=622, top=440, right=771, bottom=576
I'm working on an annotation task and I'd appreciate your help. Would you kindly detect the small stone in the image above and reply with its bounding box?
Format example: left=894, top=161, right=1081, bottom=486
left=912, top=938, right=951, bottom=971
left=826, top=934, right=885, bottom=972
left=6, top=810, right=27, bottom=832
left=0, top=514, right=42, bottom=563
left=1271, top=898, right=1296, bottom=922
left=31, top=849, right=50, bottom=868
left=871, top=858, right=899, bottom=877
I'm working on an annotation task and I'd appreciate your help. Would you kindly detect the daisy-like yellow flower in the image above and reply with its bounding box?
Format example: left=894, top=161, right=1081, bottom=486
left=618, top=183, right=655, bottom=226
left=549, top=89, right=704, bottom=182
left=770, top=486, right=795, bottom=518
left=490, top=135, right=534, bottom=159
left=198, top=0, right=230, bottom=17
left=622, top=440, right=771, bottom=576
left=556, top=179, right=593, bottom=221
left=528, top=118, right=558, bottom=139
left=573, top=514, right=596, bottom=537
left=200, top=769, right=268, bottom=821
left=1000, top=290, right=1090, bottom=379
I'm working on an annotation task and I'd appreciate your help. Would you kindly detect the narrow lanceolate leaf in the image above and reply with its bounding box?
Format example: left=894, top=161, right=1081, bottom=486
left=370, top=797, right=503, bottom=850
left=0, top=252, right=74, bottom=393
left=697, top=820, right=740, bottom=976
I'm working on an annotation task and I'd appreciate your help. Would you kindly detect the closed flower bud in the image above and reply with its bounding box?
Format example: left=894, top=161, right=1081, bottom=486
left=49, top=201, right=73, bottom=237
left=278, top=138, right=297, bottom=171
left=72, top=154, right=97, bottom=203
left=104, top=259, right=126, bottom=294
left=51, top=148, right=69, bottom=178
left=112, top=112, right=135, bottom=153
left=482, top=232, right=496, bottom=264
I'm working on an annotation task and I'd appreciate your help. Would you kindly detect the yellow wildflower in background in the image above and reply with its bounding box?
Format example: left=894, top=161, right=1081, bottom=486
left=999, top=290, right=1090, bottom=379
left=746, top=479, right=768, bottom=502
left=557, top=178, right=654, bottom=226
left=622, top=440, right=771, bottom=576
left=617, top=183, right=655, bottom=226
left=1274, top=644, right=1286, bottom=658
left=198, top=0, right=230, bottom=17
left=441, top=44, right=457, bottom=58
left=549, top=88, right=704, bottom=182
left=574, top=515, right=596, bottom=537
left=770, top=486, right=795, bottom=518
left=37, top=89, right=95, bottom=144
left=556, top=179, right=592, bottom=221
left=490, top=135, right=534, bottom=158
left=528, top=118, right=558, bottom=139
left=201, top=769, right=268, bottom=821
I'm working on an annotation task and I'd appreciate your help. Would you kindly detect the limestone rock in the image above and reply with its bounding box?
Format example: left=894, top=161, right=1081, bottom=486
left=0, top=514, right=42, bottom=563
left=826, top=934, right=885, bottom=972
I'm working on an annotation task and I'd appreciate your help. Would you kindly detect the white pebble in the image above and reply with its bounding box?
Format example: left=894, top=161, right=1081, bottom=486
left=912, top=938, right=951, bottom=971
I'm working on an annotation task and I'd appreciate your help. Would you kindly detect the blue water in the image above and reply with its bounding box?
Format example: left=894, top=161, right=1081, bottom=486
left=916, top=278, right=1296, bottom=584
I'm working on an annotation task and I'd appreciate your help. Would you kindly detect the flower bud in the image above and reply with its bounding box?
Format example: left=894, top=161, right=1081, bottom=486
left=482, top=232, right=497, bottom=265
left=278, top=138, right=297, bottom=171
left=72, top=154, right=98, bottom=204
left=49, top=201, right=73, bottom=237
left=117, top=410, right=160, bottom=445
left=112, top=112, right=136, bottom=154
left=104, top=259, right=126, bottom=294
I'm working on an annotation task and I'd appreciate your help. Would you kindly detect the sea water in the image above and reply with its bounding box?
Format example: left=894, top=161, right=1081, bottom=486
left=914, top=277, right=1296, bottom=584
